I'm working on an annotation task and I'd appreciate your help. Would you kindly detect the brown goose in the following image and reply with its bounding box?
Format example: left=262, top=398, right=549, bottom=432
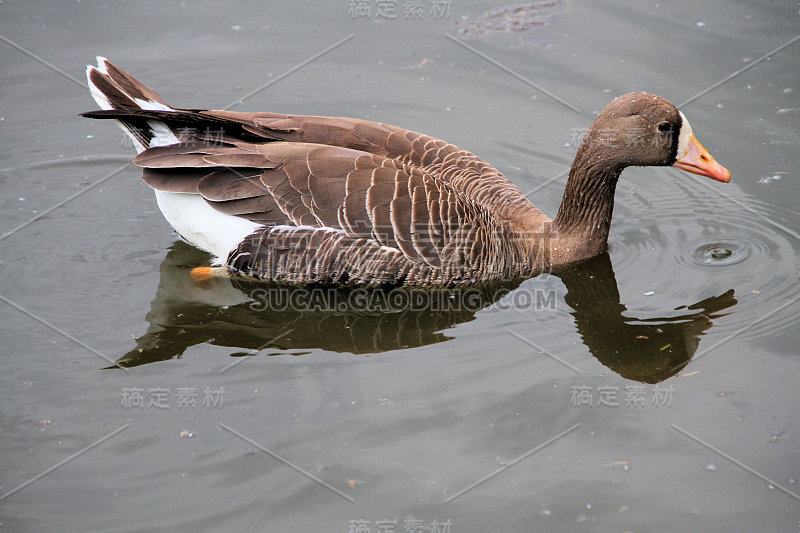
left=82, top=58, right=730, bottom=287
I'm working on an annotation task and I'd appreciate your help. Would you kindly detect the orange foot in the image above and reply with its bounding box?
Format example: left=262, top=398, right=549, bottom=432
left=190, top=266, right=228, bottom=282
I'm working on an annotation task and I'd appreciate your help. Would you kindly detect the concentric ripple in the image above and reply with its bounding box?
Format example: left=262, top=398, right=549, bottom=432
left=608, top=174, right=800, bottom=344
left=680, top=238, right=754, bottom=268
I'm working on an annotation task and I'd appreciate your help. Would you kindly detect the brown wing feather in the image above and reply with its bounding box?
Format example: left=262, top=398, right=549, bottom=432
left=206, top=196, right=290, bottom=225
left=141, top=168, right=201, bottom=193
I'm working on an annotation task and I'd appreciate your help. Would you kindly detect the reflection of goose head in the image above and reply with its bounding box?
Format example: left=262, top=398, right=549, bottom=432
left=116, top=242, right=735, bottom=383
left=553, top=253, right=736, bottom=383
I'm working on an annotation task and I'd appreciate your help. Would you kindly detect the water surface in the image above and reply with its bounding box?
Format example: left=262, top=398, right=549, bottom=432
left=1, top=1, right=798, bottom=531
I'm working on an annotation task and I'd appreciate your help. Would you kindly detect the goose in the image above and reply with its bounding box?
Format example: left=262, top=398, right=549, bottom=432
left=82, top=57, right=730, bottom=287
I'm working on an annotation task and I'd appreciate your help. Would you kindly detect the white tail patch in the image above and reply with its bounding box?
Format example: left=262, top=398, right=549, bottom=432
left=147, top=120, right=180, bottom=148
left=95, top=56, right=110, bottom=74
left=134, top=98, right=175, bottom=112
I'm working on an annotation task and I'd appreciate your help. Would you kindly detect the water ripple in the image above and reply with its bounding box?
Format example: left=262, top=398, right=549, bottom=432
left=610, top=181, right=800, bottom=343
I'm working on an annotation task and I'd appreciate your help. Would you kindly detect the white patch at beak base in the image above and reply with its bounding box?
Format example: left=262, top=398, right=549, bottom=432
left=676, top=111, right=694, bottom=160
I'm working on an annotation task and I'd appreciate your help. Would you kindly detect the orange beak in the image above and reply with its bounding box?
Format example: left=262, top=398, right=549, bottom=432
left=674, top=135, right=731, bottom=183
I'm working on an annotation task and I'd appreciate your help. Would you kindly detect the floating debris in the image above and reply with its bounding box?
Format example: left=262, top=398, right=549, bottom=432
left=604, top=459, right=630, bottom=470
left=454, top=2, right=560, bottom=36
left=769, top=431, right=786, bottom=443
left=758, top=174, right=783, bottom=184
left=179, top=430, right=195, bottom=438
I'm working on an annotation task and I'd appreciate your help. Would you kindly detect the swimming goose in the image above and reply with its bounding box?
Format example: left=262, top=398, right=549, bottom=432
left=82, top=58, right=730, bottom=286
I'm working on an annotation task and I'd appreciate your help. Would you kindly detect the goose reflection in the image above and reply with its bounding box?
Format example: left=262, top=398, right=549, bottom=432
left=553, top=255, right=736, bottom=382
left=116, top=241, right=735, bottom=382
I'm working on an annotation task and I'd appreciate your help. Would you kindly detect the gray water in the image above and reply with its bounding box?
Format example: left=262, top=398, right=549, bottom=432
left=1, top=1, right=799, bottom=531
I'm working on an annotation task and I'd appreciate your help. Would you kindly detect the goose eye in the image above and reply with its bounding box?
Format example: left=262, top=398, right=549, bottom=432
left=658, top=122, right=672, bottom=133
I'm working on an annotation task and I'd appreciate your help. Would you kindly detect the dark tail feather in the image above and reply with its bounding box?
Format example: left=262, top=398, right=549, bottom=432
left=83, top=57, right=285, bottom=150
left=85, top=57, right=175, bottom=152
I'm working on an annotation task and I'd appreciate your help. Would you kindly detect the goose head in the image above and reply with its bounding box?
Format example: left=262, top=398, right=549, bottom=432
left=581, top=92, right=730, bottom=182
